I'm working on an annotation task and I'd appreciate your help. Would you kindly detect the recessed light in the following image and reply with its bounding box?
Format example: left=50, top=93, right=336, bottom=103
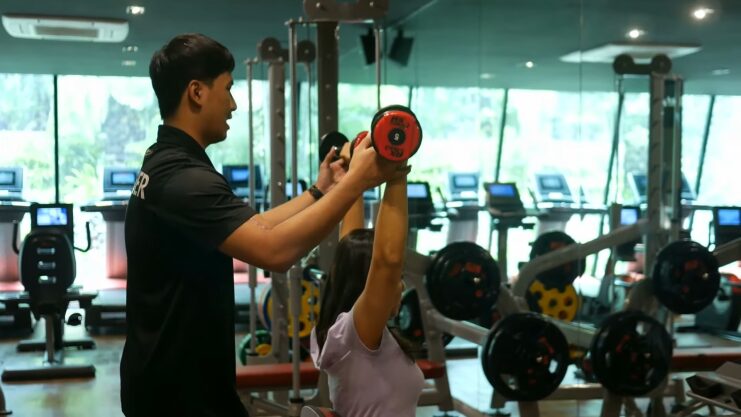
left=122, top=45, right=139, bottom=53
left=480, top=73, right=495, bottom=80
left=525, top=61, right=535, bottom=69
left=121, top=60, right=137, bottom=67
left=126, top=6, right=146, bottom=15
left=626, top=29, right=645, bottom=39
left=711, top=68, right=730, bottom=76
left=692, top=7, right=714, bottom=20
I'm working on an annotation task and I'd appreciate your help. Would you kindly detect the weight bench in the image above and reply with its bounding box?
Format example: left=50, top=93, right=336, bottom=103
left=236, top=359, right=447, bottom=414
left=236, top=362, right=321, bottom=392
left=672, top=347, right=741, bottom=372
left=236, top=359, right=446, bottom=390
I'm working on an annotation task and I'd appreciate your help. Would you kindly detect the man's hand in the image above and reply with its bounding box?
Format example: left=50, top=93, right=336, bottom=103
left=314, top=147, right=348, bottom=194
left=347, top=134, right=411, bottom=190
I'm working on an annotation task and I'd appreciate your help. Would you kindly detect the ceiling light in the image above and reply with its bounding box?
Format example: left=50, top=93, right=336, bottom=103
left=122, top=45, right=138, bottom=53
left=121, top=60, right=137, bottom=66
left=480, top=73, right=495, bottom=80
left=126, top=6, right=146, bottom=16
left=692, top=7, right=714, bottom=20
left=711, top=68, right=730, bottom=76
left=627, top=29, right=645, bottom=39
left=525, top=61, right=535, bottom=69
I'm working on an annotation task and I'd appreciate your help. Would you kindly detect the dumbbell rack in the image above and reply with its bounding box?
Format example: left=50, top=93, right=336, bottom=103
left=403, top=214, right=741, bottom=416
left=505, top=63, right=691, bottom=417
left=404, top=249, right=690, bottom=417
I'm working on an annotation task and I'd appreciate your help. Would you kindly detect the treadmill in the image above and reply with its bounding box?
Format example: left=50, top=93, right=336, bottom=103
left=628, top=171, right=707, bottom=225
left=223, top=164, right=264, bottom=211
left=532, top=172, right=604, bottom=236
left=407, top=181, right=443, bottom=251
left=692, top=207, right=741, bottom=337
left=0, top=167, right=32, bottom=336
left=484, top=182, right=531, bottom=281
left=221, top=164, right=269, bottom=325
left=445, top=172, right=480, bottom=243
left=81, top=168, right=138, bottom=333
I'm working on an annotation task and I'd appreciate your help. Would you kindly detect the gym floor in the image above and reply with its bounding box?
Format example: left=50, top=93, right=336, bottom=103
left=5, top=312, right=729, bottom=416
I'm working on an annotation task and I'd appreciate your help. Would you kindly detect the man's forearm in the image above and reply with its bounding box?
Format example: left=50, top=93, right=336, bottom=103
left=260, top=192, right=316, bottom=227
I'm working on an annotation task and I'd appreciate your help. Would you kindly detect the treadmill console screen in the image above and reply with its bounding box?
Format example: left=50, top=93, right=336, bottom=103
left=620, top=207, right=640, bottom=226
left=408, top=183, right=429, bottom=199
left=535, top=173, right=573, bottom=202
left=36, top=207, right=69, bottom=226
left=717, top=208, right=741, bottom=227
left=488, top=183, right=516, bottom=198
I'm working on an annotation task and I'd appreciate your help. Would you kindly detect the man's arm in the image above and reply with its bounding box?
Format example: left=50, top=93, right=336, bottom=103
left=219, top=136, right=407, bottom=272
left=258, top=148, right=346, bottom=227
left=258, top=192, right=317, bottom=227
left=220, top=178, right=363, bottom=272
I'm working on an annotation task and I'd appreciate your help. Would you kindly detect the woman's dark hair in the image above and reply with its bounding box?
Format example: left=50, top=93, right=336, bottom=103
left=316, top=229, right=416, bottom=361
left=149, top=33, right=235, bottom=119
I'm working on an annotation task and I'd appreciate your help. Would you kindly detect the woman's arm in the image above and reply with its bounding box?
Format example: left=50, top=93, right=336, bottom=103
left=339, top=139, right=366, bottom=239
left=340, top=196, right=365, bottom=239
left=353, top=166, right=408, bottom=349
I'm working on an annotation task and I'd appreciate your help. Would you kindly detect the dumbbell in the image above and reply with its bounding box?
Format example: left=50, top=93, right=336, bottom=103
left=318, top=131, right=349, bottom=163
left=319, top=105, right=422, bottom=163
left=352, top=105, right=423, bottom=162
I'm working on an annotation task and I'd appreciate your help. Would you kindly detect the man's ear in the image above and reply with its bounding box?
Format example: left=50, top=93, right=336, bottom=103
left=186, top=80, right=205, bottom=104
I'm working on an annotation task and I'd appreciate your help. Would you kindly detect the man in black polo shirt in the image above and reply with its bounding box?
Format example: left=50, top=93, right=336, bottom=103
left=121, top=33, right=406, bottom=417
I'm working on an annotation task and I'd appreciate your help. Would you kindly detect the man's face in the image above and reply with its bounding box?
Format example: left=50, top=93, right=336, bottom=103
left=201, top=72, right=237, bottom=144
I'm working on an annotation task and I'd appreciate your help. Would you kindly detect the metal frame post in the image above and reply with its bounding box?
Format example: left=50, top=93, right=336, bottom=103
left=245, top=58, right=259, bottom=355
left=644, top=72, right=668, bottom=276
left=316, top=22, right=340, bottom=274
left=257, top=38, right=290, bottom=368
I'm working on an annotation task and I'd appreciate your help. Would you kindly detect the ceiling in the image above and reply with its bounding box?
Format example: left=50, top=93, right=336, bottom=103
left=1, top=0, right=740, bottom=94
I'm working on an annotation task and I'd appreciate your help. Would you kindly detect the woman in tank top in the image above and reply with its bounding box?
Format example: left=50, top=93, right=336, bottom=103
left=310, top=133, right=424, bottom=417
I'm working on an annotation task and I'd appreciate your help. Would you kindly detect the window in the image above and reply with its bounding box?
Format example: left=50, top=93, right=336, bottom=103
left=700, top=96, right=741, bottom=206
left=0, top=74, right=55, bottom=203
left=57, top=76, right=159, bottom=203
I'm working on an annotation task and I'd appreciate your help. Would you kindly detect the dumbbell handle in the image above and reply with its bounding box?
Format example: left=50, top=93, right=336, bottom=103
left=714, top=237, right=741, bottom=267
left=427, top=309, right=488, bottom=346
left=545, top=317, right=597, bottom=349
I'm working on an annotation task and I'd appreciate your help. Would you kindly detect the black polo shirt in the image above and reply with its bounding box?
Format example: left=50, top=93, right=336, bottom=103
left=121, top=125, right=255, bottom=417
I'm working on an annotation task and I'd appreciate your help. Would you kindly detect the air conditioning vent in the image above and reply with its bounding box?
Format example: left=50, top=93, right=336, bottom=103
left=35, top=26, right=99, bottom=39
left=2, top=13, right=129, bottom=43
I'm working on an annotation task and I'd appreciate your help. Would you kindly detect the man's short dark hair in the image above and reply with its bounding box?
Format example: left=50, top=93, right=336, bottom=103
left=150, top=33, right=235, bottom=119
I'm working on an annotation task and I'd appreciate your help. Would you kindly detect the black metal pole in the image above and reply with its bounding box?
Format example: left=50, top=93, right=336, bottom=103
left=316, top=21, right=339, bottom=274
left=54, top=74, right=60, bottom=204
left=694, top=95, right=715, bottom=196
left=604, top=92, right=625, bottom=206
left=591, top=92, right=624, bottom=276
left=494, top=88, right=509, bottom=182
